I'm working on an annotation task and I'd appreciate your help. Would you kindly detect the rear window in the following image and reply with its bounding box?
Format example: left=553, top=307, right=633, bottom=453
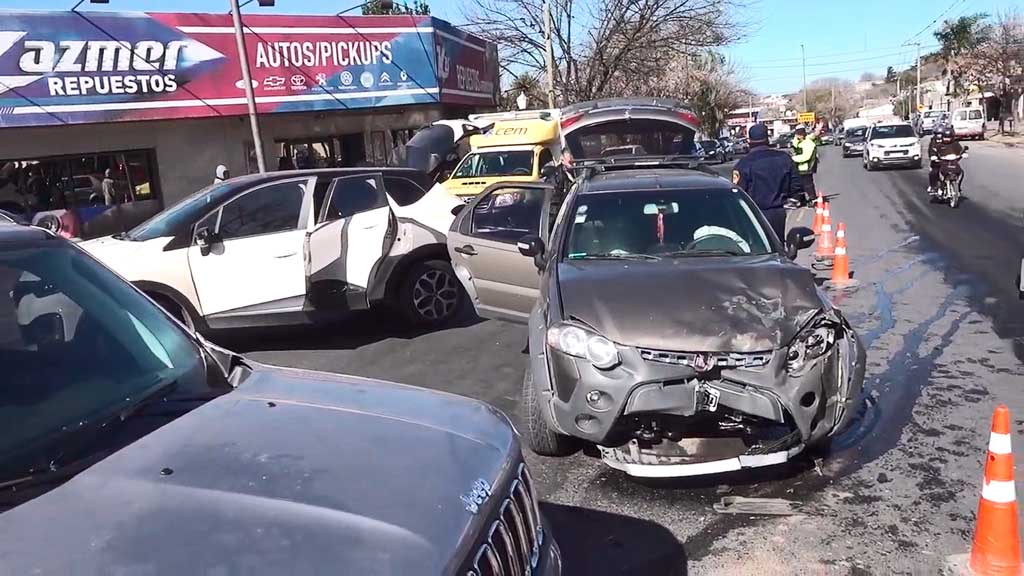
left=846, top=128, right=867, bottom=138
left=870, top=125, right=915, bottom=139
left=969, top=109, right=983, bottom=120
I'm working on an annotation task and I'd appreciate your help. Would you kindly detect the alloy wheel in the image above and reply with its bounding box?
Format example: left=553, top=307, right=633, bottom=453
left=411, top=268, right=459, bottom=321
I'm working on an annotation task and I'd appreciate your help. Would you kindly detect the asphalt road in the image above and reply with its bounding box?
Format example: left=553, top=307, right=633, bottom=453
left=214, top=142, right=1024, bottom=575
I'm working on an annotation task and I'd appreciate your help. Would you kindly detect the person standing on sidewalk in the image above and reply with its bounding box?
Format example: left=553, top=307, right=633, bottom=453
left=791, top=125, right=818, bottom=205
left=732, top=123, right=803, bottom=242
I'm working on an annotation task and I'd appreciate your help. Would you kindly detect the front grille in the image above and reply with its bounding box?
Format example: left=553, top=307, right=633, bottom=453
left=468, top=463, right=544, bottom=576
left=638, top=348, right=771, bottom=369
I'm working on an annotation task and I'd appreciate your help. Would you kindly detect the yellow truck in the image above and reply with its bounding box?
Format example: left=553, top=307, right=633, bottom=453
left=441, top=109, right=561, bottom=200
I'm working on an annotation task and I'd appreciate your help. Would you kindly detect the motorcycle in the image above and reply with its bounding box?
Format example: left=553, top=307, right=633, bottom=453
left=929, top=146, right=968, bottom=208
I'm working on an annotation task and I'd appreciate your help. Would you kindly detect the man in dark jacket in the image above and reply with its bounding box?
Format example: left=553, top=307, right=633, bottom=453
left=545, top=149, right=576, bottom=201
left=732, top=123, right=803, bottom=242
left=927, top=124, right=964, bottom=195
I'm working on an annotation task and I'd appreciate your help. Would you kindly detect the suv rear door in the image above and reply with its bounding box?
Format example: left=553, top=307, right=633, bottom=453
left=448, top=182, right=553, bottom=322
left=305, top=173, right=392, bottom=310
left=560, top=98, right=700, bottom=159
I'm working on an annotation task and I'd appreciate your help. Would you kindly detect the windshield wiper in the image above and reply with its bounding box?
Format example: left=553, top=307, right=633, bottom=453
left=661, top=249, right=748, bottom=257
left=568, top=253, right=661, bottom=261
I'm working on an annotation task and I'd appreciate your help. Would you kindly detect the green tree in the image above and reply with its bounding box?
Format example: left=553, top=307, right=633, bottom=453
left=885, top=66, right=898, bottom=83
left=933, top=12, right=991, bottom=101
left=362, top=0, right=430, bottom=15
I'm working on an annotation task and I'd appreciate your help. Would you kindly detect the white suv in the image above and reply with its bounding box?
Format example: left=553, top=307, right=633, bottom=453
left=863, top=122, right=922, bottom=171
left=81, top=167, right=466, bottom=330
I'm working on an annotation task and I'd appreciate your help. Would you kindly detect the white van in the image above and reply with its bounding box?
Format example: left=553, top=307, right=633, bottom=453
left=951, top=107, right=985, bottom=140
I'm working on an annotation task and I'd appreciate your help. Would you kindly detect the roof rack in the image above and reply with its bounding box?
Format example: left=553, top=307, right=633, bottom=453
left=468, top=109, right=560, bottom=123
left=569, top=154, right=720, bottom=179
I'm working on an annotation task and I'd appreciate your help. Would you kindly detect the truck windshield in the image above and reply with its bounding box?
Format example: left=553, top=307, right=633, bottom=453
left=565, top=189, right=773, bottom=259
left=453, top=150, right=534, bottom=178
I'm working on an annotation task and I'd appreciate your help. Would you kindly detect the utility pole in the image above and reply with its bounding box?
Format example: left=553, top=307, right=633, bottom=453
left=801, top=43, right=807, bottom=111
left=831, top=82, right=835, bottom=119
left=896, top=75, right=901, bottom=116
left=915, top=42, right=921, bottom=111
left=543, top=0, right=556, bottom=108
left=230, top=0, right=266, bottom=173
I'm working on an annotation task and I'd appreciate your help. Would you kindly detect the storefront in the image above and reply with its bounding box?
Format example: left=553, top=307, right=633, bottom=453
left=0, top=10, right=499, bottom=234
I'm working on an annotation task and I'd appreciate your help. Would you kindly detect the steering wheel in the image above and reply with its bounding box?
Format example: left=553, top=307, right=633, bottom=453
left=682, top=234, right=745, bottom=253
left=511, top=167, right=531, bottom=176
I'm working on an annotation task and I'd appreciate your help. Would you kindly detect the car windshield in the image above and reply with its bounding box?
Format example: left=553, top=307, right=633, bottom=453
left=452, top=150, right=534, bottom=178
left=0, top=240, right=210, bottom=487
left=846, top=128, right=867, bottom=138
left=870, top=125, right=915, bottom=139
left=126, top=182, right=235, bottom=241
left=565, top=189, right=773, bottom=259
left=700, top=140, right=719, bottom=150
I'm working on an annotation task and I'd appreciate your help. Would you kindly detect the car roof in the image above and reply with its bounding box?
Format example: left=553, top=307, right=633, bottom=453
left=213, top=167, right=430, bottom=199
left=581, top=169, right=733, bottom=194
left=0, top=221, right=53, bottom=243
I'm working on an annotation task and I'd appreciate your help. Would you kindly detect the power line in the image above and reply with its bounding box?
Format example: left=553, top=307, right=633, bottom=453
left=902, top=0, right=968, bottom=46
left=734, top=42, right=939, bottom=64
left=742, top=49, right=931, bottom=70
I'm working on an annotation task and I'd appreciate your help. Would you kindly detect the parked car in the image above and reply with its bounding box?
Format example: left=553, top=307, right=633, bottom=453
left=447, top=99, right=866, bottom=478
left=601, top=144, right=648, bottom=157
left=81, top=167, right=466, bottom=331
left=820, top=132, right=835, bottom=145
left=841, top=127, right=868, bottom=158
left=951, top=107, right=985, bottom=140
left=717, top=137, right=737, bottom=160
left=917, top=109, right=947, bottom=135
left=0, top=220, right=560, bottom=575
left=774, top=132, right=795, bottom=149
left=733, top=137, right=750, bottom=154
left=700, top=139, right=728, bottom=163
left=863, top=121, right=922, bottom=170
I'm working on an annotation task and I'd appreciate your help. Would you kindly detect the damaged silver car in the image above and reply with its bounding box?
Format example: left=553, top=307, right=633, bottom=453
left=447, top=100, right=866, bottom=477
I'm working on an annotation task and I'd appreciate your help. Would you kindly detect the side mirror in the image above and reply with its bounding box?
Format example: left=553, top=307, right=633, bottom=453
left=962, top=145, right=970, bottom=152
left=451, top=203, right=466, bottom=217
left=195, top=226, right=220, bottom=256
left=785, top=226, right=815, bottom=260
left=517, top=234, right=546, bottom=270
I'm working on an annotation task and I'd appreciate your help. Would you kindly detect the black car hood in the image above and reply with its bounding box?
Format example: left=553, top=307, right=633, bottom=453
left=557, top=255, right=824, bottom=352
left=0, top=366, right=517, bottom=575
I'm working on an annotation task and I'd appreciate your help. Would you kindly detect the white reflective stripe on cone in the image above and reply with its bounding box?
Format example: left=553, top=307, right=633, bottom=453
left=982, top=479, right=1017, bottom=504
left=989, top=432, right=1013, bottom=455
left=835, top=247, right=847, bottom=255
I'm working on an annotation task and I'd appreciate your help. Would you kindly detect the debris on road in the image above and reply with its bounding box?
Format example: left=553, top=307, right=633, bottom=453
left=713, top=496, right=805, bottom=516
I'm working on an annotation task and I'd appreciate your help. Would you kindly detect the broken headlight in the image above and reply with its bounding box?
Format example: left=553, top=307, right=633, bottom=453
left=786, top=316, right=837, bottom=374
left=546, top=322, right=619, bottom=369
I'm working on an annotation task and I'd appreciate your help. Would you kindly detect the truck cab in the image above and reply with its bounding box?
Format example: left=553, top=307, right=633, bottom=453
left=441, top=110, right=562, bottom=201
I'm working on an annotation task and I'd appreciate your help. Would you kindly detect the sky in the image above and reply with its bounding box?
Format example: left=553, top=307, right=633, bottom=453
left=5, top=0, right=1021, bottom=95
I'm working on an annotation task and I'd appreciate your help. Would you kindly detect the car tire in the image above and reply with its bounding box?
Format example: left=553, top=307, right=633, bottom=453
left=399, top=259, right=463, bottom=327
left=523, top=367, right=580, bottom=457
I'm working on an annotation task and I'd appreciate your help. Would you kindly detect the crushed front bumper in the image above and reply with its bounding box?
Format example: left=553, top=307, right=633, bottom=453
left=531, top=312, right=866, bottom=476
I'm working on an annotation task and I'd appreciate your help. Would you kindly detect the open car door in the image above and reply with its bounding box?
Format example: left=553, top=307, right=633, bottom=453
left=305, top=173, right=392, bottom=310
left=448, top=182, right=554, bottom=323
left=559, top=98, right=700, bottom=159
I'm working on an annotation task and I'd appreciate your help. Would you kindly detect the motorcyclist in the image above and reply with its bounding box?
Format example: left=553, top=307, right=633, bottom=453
left=927, top=125, right=964, bottom=195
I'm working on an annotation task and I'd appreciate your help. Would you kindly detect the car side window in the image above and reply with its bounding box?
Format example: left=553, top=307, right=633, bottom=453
left=470, top=187, right=545, bottom=243
left=538, top=148, right=553, bottom=169
left=217, top=180, right=304, bottom=240
left=322, top=176, right=386, bottom=222
left=383, top=177, right=427, bottom=207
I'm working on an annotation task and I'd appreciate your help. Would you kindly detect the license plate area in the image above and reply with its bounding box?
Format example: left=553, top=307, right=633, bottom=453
left=695, top=382, right=721, bottom=412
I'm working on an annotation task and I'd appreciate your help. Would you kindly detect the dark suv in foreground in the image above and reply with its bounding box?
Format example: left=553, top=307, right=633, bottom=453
left=0, top=222, right=559, bottom=575
left=449, top=156, right=865, bottom=477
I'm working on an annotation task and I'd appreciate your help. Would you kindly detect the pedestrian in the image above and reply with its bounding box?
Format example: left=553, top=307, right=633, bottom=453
left=213, top=164, right=230, bottom=184
left=791, top=125, right=818, bottom=205
left=732, top=123, right=803, bottom=243
left=100, top=169, right=116, bottom=206
left=545, top=148, right=575, bottom=201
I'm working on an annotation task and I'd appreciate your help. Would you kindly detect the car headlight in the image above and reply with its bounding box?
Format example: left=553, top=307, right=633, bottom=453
left=786, top=317, right=837, bottom=374
left=547, top=323, right=620, bottom=369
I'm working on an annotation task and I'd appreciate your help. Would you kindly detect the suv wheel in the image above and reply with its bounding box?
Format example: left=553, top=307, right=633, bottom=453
left=399, top=259, right=462, bottom=326
left=147, top=292, right=198, bottom=332
left=522, top=368, right=580, bottom=457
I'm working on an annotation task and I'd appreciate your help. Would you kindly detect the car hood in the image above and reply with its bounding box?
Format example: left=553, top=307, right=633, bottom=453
left=557, top=256, right=824, bottom=352
left=0, top=365, right=518, bottom=575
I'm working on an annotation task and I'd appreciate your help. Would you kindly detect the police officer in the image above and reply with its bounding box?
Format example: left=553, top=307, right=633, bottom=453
left=732, top=123, right=803, bottom=242
left=791, top=125, right=818, bottom=205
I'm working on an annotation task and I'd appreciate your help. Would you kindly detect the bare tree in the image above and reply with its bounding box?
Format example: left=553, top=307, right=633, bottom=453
left=463, top=0, right=749, bottom=104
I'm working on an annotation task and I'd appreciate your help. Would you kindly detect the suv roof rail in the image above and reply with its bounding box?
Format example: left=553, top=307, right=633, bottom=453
left=468, top=109, right=560, bottom=123
left=569, top=155, right=720, bottom=179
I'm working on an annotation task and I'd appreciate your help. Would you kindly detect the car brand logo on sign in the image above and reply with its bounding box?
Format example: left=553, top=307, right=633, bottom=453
left=290, top=74, right=305, bottom=87
left=359, top=71, right=374, bottom=88
left=263, top=75, right=284, bottom=88
left=379, top=71, right=391, bottom=85
left=339, top=70, right=353, bottom=86
left=399, top=70, right=408, bottom=82
left=460, top=478, right=492, bottom=514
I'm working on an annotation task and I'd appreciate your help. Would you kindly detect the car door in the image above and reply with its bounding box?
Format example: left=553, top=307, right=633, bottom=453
left=448, top=182, right=553, bottom=323
left=304, top=173, right=391, bottom=310
left=186, top=176, right=314, bottom=318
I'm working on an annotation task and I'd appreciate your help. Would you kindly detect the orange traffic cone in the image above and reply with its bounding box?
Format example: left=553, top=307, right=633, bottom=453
left=969, top=405, right=1023, bottom=576
left=815, top=202, right=835, bottom=259
left=812, top=192, right=825, bottom=235
left=831, top=223, right=850, bottom=283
